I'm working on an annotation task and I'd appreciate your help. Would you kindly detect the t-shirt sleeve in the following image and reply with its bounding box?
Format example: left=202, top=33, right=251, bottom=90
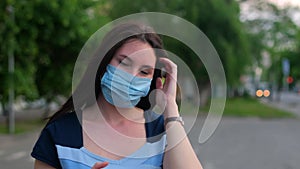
left=31, top=125, right=61, bottom=168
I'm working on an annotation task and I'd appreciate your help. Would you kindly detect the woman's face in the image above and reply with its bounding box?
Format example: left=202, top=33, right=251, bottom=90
left=109, top=39, right=156, bottom=79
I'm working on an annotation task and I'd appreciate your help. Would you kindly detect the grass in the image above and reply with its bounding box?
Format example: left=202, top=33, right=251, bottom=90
left=0, top=118, right=46, bottom=134
left=201, top=97, right=295, bottom=119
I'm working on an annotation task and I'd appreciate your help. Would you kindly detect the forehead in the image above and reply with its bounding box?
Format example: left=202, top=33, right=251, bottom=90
left=116, top=39, right=153, bottom=54
left=115, top=40, right=156, bottom=61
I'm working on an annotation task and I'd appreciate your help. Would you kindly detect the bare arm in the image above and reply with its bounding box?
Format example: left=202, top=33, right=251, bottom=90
left=157, top=58, right=203, bottom=169
left=34, top=160, right=56, bottom=169
left=162, top=102, right=203, bottom=169
left=34, top=160, right=109, bottom=169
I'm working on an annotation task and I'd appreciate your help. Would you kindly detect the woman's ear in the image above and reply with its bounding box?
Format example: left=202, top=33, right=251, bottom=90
left=156, top=77, right=163, bottom=89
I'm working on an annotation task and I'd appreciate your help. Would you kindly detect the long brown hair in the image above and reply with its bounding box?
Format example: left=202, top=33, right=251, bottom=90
left=47, top=22, right=166, bottom=124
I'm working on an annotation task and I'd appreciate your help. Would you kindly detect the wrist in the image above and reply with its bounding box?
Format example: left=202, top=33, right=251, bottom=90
left=164, top=116, right=184, bottom=127
left=163, top=100, right=180, bottom=119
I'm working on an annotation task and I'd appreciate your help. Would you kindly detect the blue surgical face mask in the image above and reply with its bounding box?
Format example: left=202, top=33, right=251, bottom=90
left=101, top=64, right=152, bottom=108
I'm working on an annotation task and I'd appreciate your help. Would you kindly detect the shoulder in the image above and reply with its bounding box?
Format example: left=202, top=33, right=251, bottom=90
left=31, top=112, right=83, bottom=168
left=44, top=112, right=83, bottom=148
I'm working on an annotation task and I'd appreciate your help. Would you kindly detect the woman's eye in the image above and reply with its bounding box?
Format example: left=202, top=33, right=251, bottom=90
left=141, top=71, right=149, bottom=75
left=119, top=60, right=128, bottom=66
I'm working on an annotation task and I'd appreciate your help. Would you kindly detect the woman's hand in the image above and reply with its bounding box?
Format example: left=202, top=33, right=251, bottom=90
left=156, top=58, right=179, bottom=118
left=91, top=162, right=109, bottom=169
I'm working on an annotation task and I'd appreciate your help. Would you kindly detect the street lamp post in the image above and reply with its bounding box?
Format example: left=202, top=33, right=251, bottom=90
left=6, top=5, right=15, bottom=134
left=282, top=58, right=290, bottom=92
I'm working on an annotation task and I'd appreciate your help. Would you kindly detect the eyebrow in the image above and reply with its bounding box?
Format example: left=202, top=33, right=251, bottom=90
left=119, top=54, right=133, bottom=63
left=118, top=54, right=154, bottom=69
left=141, top=65, right=154, bottom=69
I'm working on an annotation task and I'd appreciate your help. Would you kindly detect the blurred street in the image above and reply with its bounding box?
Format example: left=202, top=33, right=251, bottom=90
left=263, top=91, right=300, bottom=117
left=193, top=91, right=300, bottom=169
left=1, top=94, right=300, bottom=169
left=191, top=117, right=300, bottom=169
left=0, top=128, right=40, bottom=169
left=1, top=0, right=300, bottom=168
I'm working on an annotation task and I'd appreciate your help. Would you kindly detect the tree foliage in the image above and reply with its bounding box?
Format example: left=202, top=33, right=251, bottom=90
left=280, top=28, right=300, bottom=88
left=3, top=0, right=297, bottom=103
left=241, top=0, right=300, bottom=89
left=109, top=0, right=251, bottom=88
left=0, top=0, right=109, bottom=104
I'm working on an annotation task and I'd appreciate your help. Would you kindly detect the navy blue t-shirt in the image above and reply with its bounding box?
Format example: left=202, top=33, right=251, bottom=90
left=31, top=110, right=165, bottom=169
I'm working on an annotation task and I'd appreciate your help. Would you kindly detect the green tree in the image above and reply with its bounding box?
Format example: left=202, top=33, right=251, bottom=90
left=185, top=0, right=251, bottom=88
left=108, top=0, right=251, bottom=94
left=0, top=0, right=109, bottom=110
left=280, top=28, right=300, bottom=89
left=241, top=0, right=299, bottom=91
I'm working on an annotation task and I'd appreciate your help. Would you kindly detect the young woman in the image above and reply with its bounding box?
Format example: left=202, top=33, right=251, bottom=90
left=31, top=23, right=203, bottom=169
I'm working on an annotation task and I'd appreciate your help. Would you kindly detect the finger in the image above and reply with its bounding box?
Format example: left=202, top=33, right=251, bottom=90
left=159, top=58, right=177, bottom=73
left=159, top=57, right=175, bottom=66
left=159, top=58, right=177, bottom=82
left=92, top=162, right=109, bottom=169
left=158, top=58, right=178, bottom=99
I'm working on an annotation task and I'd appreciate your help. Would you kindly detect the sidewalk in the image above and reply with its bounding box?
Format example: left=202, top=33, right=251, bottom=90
left=0, top=108, right=48, bottom=169
left=0, top=107, right=52, bottom=123
left=261, top=91, right=300, bottom=117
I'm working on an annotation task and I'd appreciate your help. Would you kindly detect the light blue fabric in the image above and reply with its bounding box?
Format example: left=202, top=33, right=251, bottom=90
left=56, top=135, right=166, bottom=169
left=101, top=64, right=152, bottom=108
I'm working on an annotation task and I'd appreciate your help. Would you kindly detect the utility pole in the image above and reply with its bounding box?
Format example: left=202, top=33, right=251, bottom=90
left=7, top=5, right=15, bottom=134
left=282, top=58, right=290, bottom=92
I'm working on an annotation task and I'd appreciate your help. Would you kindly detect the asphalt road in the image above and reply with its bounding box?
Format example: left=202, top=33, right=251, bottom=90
left=0, top=128, right=40, bottom=169
left=189, top=117, right=300, bottom=169
left=1, top=115, right=300, bottom=169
